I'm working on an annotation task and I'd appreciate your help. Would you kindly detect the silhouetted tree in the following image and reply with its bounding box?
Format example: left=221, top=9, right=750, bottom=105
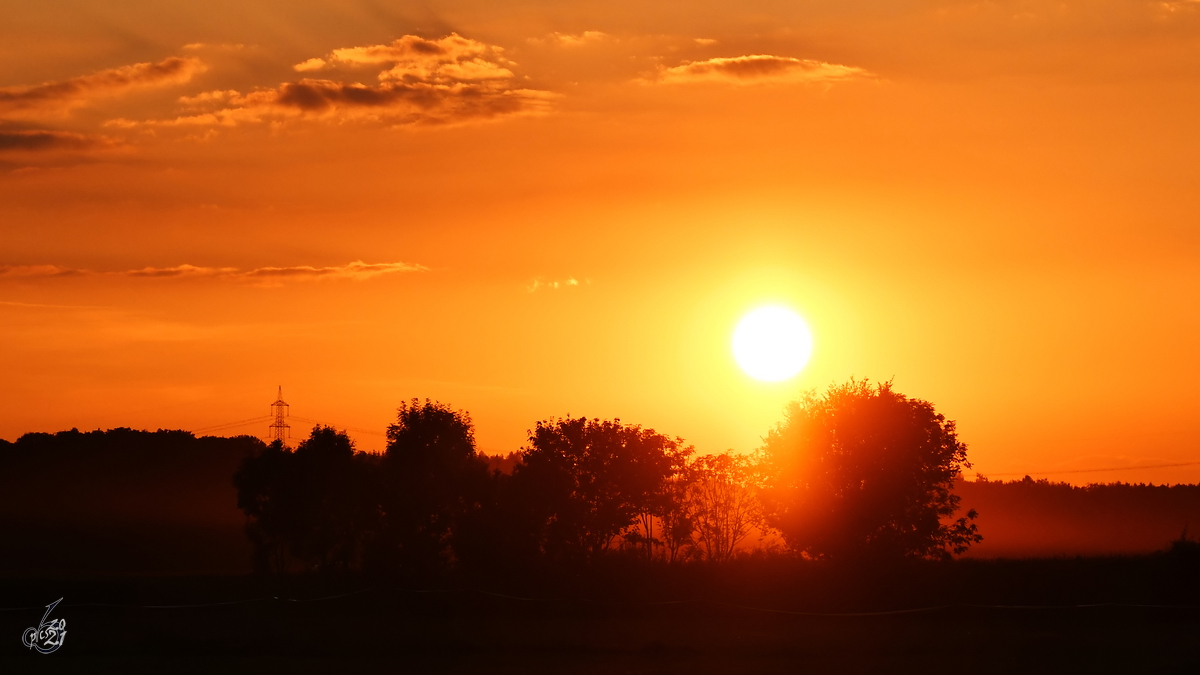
left=292, top=426, right=380, bottom=570
left=658, top=471, right=697, bottom=563
left=480, top=450, right=524, bottom=475
left=513, top=417, right=690, bottom=563
left=452, top=466, right=545, bottom=578
left=630, top=437, right=693, bottom=562
left=685, top=452, right=767, bottom=562
left=1166, top=529, right=1200, bottom=565
left=234, top=427, right=378, bottom=573
left=377, top=399, right=488, bottom=576
left=761, top=379, right=981, bottom=561
left=234, top=439, right=296, bottom=573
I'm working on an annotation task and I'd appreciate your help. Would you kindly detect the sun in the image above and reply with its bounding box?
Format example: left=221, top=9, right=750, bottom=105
left=732, top=306, right=813, bottom=382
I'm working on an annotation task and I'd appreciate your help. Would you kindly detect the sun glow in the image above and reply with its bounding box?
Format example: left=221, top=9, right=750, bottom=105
left=732, top=306, right=813, bottom=382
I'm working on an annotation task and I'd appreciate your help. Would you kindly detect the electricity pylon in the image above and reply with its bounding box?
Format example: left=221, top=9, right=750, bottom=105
left=268, top=386, right=290, bottom=444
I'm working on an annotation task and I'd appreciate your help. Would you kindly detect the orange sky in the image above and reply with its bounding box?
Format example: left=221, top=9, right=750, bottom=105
left=2, top=0, right=1198, bottom=484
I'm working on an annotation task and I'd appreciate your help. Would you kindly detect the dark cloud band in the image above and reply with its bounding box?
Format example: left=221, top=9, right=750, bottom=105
left=0, top=261, right=426, bottom=282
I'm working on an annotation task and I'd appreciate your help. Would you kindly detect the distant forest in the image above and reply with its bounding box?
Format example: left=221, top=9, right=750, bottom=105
left=0, top=428, right=254, bottom=575
left=3, top=387, right=1200, bottom=577
left=957, top=477, right=1200, bottom=558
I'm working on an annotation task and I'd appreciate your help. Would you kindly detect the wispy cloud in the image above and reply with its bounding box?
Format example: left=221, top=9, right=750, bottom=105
left=177, top=90, right=240, bottom=111
left=528, top=31, right=611, bottom=48
left=0, top=264, right=85, bottom=278
left=181, top=43, right=245, bottom=52
left=0, top=57, right=206, bottom=118
left=0, top=56, right=204, bottom=156
left=1157, top=0, right=1200, bottom=14
left=122, top=264, right=239, bottom=278
left=0, top=129, right=115, bottom=152
left=0, top=260, right=426, bottom=283
left=240, top=261, right=426, bottom=281
left=131, top=33, right=555, bottom=130
left=294, top=33, right=509, bottom=77
left=526, top=276, right=589, bottom=292
left=648, top=55, right=870, bottom=85
left=0, top=299, right=111, bottom=309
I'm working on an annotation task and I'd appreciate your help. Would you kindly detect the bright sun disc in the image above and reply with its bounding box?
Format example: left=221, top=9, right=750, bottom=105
left=732, top=306, right=813, bottom=382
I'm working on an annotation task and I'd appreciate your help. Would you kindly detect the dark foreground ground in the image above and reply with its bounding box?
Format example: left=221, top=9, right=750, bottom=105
left=3, top=556, right=1200, bottom=673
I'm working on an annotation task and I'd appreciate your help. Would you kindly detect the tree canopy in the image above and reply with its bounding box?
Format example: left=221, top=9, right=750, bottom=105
left=513, top=417, right=692, bottom=563
left=684, top=452, right=768, bottom=562
left=231, top=386, right=983, bottom=575
left=380, top=399, right=488, bottom=575
left=761, top=379, right=981, bottom=561
left=234, top=426, right=378, bottom=573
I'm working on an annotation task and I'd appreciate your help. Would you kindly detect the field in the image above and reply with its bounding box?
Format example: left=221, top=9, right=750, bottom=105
left=4, top=556, right=1200, bottom=673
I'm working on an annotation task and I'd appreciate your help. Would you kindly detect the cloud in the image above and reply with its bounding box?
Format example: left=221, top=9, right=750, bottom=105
left=0, top=264, right=84, bottom=278
left=529, top=31, right=611, bottom=48
left=296, top=33, right=506, bottom=77
left=0, top=260, right=426, bottom=283
left=181, top=43, right=245, bottom=51
left=0, top=130, right=114, bottom=152
left=123, top=264, right=238, bottom=278
left=177, top=90, right=240, bottom=111
left=293, top=58, right=328, bottom=72
left=0, top=299, right=105, bottom=309
left=649, top=55, right=870, bottom=85
left=0, top=57, right=206, bottom=117
left=255, top=78, right=549, bottom=122
left=527, top=276, right=589, bottom=292
left=135, top=34, right=554, bottom=129
left=241, top=260, right=427, bottom=281
left=143, top=80, right=556, bottom=128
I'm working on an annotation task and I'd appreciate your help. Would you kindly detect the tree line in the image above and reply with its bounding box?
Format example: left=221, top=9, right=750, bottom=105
left=234, top=379, right=982, bottom=575
left=956, top=476, right=1200, bottom=557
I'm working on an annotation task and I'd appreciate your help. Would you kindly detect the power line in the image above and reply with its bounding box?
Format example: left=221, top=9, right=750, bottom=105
left=192, top=415, right=273, bottom=433
left=987, top=460, right=1200, bottom=477
left=290, top=416, right=387, bottom=437
left=190, top=388, right=389, bottom=441
left=190, top=416, right=386, bottom=440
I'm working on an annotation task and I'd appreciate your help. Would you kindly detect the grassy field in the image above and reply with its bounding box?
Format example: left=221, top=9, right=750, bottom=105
left=4, top=557, right=1200, bottom=673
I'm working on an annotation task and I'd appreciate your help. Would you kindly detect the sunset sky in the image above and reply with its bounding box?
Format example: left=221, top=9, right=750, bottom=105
left=2, top=0, right=1198, bottom=484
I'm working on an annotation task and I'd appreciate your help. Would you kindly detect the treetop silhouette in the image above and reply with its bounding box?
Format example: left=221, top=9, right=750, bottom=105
left=514, top=417, right=692, bottom=563
left=234, top=427, right=378, bottom=573
left=761, top=378, right=981, bottom=561
left=380, top=399, right=488, bottom=575
left=684, top=451, right=769, bottom=563
left=232, top=384, right=983, bottom=576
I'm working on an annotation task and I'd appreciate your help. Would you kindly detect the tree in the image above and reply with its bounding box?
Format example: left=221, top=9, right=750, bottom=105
left=378, top=398, right=488, bottom=575
left=657, top=471, right=697, bottom=563
left=761, top=379, right=981, bottom=561
left=234, top=427, right=378, bottom=573
left=513, top=417, right=691, bottom=563
left=234, top=439, right=299, bottom=573
left=685, top=452, right=768, bottom=562
left=289, top=426, right=380, bottom=571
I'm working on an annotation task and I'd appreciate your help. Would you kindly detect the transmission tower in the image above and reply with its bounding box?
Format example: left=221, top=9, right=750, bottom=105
left=268, top=386, right=290, bottom=444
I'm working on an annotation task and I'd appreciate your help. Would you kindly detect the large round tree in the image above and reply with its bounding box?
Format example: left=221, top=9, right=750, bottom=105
left=379, top=399, right=487, bottom=574
left=761, top=379, right=981, bottom=561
